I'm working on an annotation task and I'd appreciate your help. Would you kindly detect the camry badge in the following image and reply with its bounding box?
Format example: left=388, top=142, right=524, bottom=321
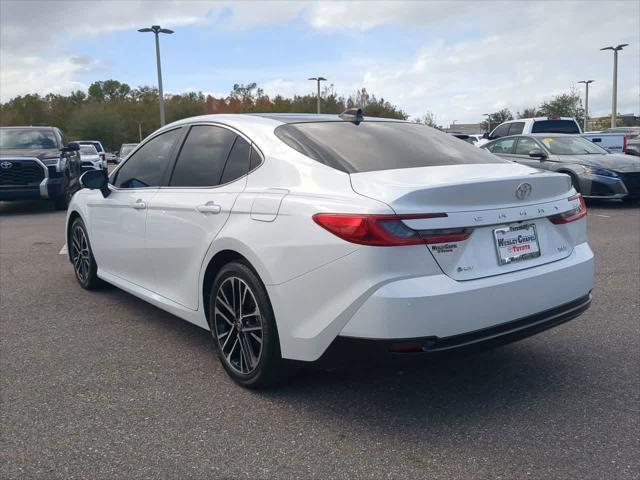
left=515, top=183, right=532, bottom=200
left=0, top=161, right=12, bottom=169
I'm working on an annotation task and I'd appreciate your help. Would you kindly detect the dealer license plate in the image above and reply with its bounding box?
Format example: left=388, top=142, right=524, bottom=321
left=494, top=223, right=541, bottom=265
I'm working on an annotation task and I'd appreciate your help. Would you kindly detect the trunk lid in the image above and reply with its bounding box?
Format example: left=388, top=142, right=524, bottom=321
left=350, top=164, right=579, bottom=281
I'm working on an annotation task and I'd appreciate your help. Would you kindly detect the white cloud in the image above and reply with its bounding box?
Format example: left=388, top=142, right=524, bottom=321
left=1, top=0, right=638, bottom=123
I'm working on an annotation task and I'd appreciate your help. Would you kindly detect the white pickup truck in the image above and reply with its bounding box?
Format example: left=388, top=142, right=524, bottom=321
left=480, top=117, right=627, bottom=154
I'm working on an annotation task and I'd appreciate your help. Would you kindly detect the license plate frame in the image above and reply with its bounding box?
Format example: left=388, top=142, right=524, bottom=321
left=493, top=223, right=541, bottom=266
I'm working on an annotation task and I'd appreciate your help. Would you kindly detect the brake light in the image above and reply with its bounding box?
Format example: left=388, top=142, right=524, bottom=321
left=623, top=136, right=628, bottom=153
left=549, top=194, right=587, bottom=224
left=312, top=213, right=470, bottom=246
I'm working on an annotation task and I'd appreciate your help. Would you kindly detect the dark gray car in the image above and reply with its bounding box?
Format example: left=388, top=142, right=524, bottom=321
left=482, top=134, right=640, bottom=201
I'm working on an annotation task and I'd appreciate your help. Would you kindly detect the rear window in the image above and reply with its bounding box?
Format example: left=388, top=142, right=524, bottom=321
left=531, top=120, right=580, bottom=134
left=274, top=121, right=505, bottom=174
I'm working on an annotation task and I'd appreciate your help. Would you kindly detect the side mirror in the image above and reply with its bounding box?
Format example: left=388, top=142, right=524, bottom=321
left=528, top=148, right=547, bottom=159
left=482, top=132, right=489, bottom=139
left=80, top=169, right=110, bottom=198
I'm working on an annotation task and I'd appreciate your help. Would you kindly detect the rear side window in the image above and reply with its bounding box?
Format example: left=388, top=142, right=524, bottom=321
left=170, top=125, right=236, bottom=187
left=249, top=147, right=263, bottom=171
left=220, top=137, right=251, bottom=185
left=531, top=120, right=580, bottom=134
left=508, top=122, right=525, bottom=135
left=275, top=121, right=505, bottom=174
left=113, top=128, right=181, bottom=188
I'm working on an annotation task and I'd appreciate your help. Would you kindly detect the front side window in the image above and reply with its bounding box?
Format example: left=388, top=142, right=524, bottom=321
left=170, top=125, right=237, bottom=187
left=113, top=128, right=182, bottom=188
left=275, top=121, right=505, bottom=174
left=508, top=122, right=525, bottom=135
left=489, top=138, right=516, bottom=154
left=514, top=137, right=539, bottom=155
left=491, top=123, right=511, bottom=139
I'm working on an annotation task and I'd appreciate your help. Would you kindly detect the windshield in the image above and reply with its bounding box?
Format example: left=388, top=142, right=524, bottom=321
left=120, top=144, right=137, bottom=157
left=0, top=128, right=58, bottom=149
left=79, top=141, right=103, bottom=152
left=275, top=121, right=506, bottom=174
left=540, top=136, right=608, bottom=155
left=80, top=145, right=98, bottom=155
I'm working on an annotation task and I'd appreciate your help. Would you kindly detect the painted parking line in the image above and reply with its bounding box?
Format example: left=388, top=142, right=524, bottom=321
left=59, top=244, right=67, bottom=255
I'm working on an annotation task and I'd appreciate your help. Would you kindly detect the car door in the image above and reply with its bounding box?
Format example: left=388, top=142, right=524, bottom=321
left=88, top=127, right=183, bottom=290
left=145, top=124, right=253, bottom=310
left=510, top=136, right=547, bottom=168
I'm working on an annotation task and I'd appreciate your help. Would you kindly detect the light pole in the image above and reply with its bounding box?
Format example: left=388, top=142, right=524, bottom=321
left=137, top=121, right=143, bottom=142
left=600, top=44, right=628, bottom=128
left=138, top=25, right=174, bottom=126
left=483, top=113, right=491, bottom=133
left=577, top=80, right=594, bottom=132
left=308, top=77, right=327, bottom=114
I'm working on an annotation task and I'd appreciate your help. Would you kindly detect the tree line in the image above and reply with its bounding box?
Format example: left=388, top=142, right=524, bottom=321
left=0, top=80, right=407, bottom=150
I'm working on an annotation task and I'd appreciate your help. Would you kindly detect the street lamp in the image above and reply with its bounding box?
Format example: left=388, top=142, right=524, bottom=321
left=483, top=113, right=491, bottom=133
left=138, top=25, right=174, bottom=126
left=600, top=44, right=628, bottom=128
left=577, top=80, right=595, bottom=132
left=308, top=77, right=327, bottom=114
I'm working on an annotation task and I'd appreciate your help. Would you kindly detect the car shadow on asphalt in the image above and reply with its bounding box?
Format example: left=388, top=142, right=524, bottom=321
left=99, top=282, right=588, bottom=431
left=0, top=200, right=58, bottom=216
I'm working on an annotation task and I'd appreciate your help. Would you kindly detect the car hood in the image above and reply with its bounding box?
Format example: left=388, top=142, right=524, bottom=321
left=550, top=153, right=640, bottom=172
left=0, top=148, right=60, bottom=160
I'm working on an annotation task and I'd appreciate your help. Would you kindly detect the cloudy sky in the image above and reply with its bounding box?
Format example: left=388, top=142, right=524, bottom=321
left=1, top=0, right=638, bottom=125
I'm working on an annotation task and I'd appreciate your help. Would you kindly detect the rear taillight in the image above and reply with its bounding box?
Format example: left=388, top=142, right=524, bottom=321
left=549, top=194, right=587, bottom=224
left=623, top=136, right=628, bottom=153
left=312, top=213, right=470, bottom=246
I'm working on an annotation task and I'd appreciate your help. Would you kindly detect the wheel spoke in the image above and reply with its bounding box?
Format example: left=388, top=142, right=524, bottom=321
left=214, top=306, right=234, bottom=326
left=221, top=326, right=236, bottom=351
left=249, top=332, right=262, bottom=344
left=216, top=294, right=235, bottom=318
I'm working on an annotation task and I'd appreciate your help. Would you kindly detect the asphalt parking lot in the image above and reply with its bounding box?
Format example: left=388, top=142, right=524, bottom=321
left=1, top=199, right=638, bottom=480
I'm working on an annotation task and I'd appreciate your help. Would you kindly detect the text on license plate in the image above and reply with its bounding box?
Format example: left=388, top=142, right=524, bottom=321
left=494, top=223, right=541, bottom=265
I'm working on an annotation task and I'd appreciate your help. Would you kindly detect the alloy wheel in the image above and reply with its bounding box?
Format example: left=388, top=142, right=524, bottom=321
left=71, top=224, right=91, bottom=283
left=214, top=276, right=264, bottom=375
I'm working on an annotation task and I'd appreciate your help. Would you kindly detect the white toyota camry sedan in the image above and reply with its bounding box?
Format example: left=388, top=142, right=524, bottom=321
left=67, top=111, right=594, bottom=388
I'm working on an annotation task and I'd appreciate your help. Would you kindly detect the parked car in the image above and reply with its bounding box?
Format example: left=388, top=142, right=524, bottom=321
left=105, top=152, right=118, bottom=164
left=601, top=127, right=640, bottom=157
left=477, top=117, right=582, bottom=147
left=75, top=140, right=107, bottom=164
left=602, top=126, right=640, bottom=139
left=79, top=144, right=106, bottom=171
left=481, top=133, right=640, bottom=201
left=0, top=126, right=82, bottom=209
left=581, top=131, right=627, bottom=154
left=448, top=133, right=476, bottom=144
left=116, top=143, right=138, bottom=163
left=67, top=112, right=593, bottom=388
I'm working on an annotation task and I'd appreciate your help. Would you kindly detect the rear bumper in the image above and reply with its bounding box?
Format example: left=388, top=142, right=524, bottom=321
left=318, top=293, right=591, bottom=366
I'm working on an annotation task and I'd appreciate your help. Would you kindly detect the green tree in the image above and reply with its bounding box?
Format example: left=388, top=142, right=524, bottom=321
left=413, top=111, right=442, bottom=129
left=481, top=108, right=513, bottom=132
left=537, top=89, right=584, bottom=127
left=518, top=107, right=538, bottom=119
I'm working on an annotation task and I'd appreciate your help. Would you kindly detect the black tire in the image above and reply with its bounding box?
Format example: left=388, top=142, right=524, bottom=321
left=209, top=261, right=290, bottom=388
left=52, top=174, right=71, bottom=210
left=69, top=218, right=100, bottom=289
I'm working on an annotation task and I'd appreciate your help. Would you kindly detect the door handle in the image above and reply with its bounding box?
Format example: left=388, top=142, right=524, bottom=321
left=131, top=199, right=146, bottom=209
left=196, top=201, right=221, bottom=214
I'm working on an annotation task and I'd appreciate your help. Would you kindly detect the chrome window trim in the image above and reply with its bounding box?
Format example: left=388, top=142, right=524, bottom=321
left=109, top=121, right=265, bottom=192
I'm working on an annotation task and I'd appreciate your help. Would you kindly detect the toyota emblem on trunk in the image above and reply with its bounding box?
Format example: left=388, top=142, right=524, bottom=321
left=515, top=183, right=532, bottom=200
left=0, top=161, right=12, bottom=169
